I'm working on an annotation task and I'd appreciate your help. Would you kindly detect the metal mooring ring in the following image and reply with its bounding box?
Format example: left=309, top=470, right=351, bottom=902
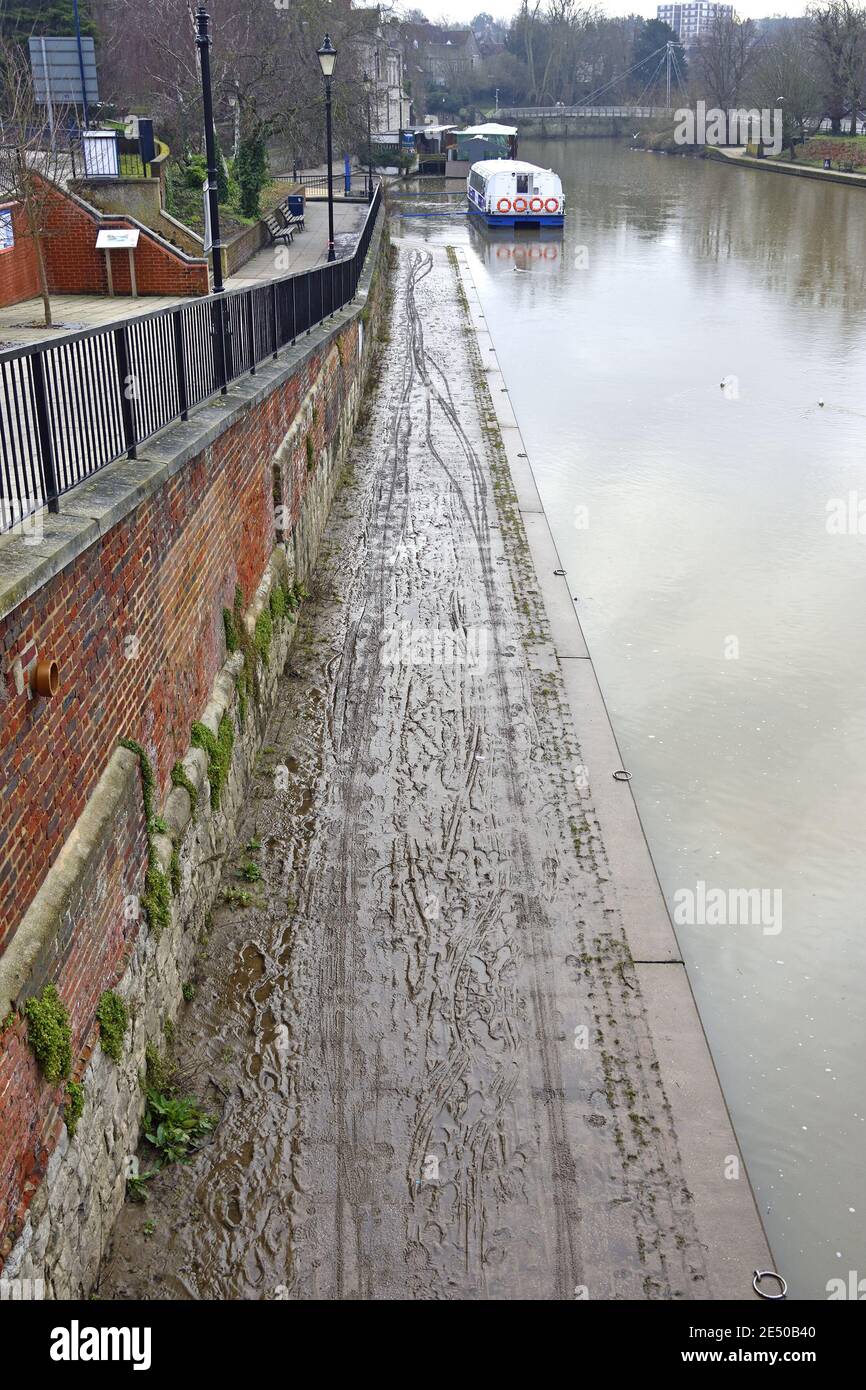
left=612, top=769, right=632, bottom=782
left=753, top=1269, right=787, bottom=1300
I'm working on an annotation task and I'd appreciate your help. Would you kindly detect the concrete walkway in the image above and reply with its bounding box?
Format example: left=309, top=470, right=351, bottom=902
left=0, top=201, right=370, bottom=350
left=99, top=242, right=771, bottom=1301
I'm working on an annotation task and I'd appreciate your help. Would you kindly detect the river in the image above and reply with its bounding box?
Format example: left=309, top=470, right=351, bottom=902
left=396, top=138, right=866, bottom=1300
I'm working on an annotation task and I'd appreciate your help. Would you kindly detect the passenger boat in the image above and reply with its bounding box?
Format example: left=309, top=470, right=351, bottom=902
left=466, top=160, right=564, bottom=228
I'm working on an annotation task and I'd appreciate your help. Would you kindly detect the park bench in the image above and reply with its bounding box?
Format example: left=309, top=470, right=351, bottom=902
left=264, top=209, right=294, bottom=245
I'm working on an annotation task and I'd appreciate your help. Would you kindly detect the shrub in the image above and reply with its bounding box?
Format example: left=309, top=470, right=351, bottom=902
left=25, top=984, right=72, bottom=1082
left=65, top=1081, right=85, bottom=1137
left=96, top=990, right=128, bottom=1063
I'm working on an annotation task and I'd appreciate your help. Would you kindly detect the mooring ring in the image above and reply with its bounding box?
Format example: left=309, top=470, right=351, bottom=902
left=612, top=769, right=632, bottom=782
left=753, top=1269, right=787, bottom=1300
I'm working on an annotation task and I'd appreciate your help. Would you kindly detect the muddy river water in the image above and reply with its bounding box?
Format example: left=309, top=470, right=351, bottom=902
left=399, top=138, right=866, bottom=1297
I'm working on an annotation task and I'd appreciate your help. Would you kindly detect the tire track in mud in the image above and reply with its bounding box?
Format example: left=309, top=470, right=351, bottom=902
left=99, top=242, right=710, bottom=1302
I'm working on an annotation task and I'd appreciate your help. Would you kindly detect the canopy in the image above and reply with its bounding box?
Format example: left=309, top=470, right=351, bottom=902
left=459, top=123, right=518, bottom=136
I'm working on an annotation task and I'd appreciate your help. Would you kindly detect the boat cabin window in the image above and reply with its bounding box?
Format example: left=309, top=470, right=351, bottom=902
left=516, top=174, right=529, bottom=194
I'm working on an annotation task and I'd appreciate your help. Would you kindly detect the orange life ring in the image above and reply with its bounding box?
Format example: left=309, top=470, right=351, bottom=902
left=529, top=197, right=544, bottom=212
left=512, top=197, right=528, bottom=213
left=497, top=197, right=511, bottom=212
left=545, top=197, right=559, bottom=213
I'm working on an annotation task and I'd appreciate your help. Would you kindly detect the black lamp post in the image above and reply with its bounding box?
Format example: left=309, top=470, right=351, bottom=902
left=195, top=5, right=228, bottom=392
left=317, top=34, right=337, bottom=263
left=363, top=71, right=374, bottom=203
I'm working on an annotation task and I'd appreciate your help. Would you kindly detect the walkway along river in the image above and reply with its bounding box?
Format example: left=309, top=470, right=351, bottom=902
left=395, top=137, right=866, bottom=1298
left=99, top=240, right=768, bottom=1300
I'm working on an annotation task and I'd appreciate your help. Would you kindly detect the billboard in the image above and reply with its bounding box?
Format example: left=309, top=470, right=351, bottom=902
left=28, top=36, right=99, bottom=106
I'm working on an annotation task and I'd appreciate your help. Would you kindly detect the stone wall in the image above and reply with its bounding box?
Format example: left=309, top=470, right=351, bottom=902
left=0, top=211, right=388, bottom=1295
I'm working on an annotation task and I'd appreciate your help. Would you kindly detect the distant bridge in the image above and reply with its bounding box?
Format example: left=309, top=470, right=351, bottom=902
left=495, top=106, right=667, bottom=119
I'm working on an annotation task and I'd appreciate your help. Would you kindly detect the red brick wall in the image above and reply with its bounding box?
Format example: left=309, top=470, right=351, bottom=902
left=0, top=312, right=363, bottom=1251
left=40, top=180, right=209, bottom=298
left=0, top=203, right=40, bottom=309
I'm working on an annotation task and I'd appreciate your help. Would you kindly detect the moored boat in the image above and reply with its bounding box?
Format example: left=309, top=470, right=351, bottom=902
left=466, top=160, right=564, bottom=228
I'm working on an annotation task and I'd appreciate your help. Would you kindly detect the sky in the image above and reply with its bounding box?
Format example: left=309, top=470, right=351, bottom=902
left=420, top=2, right=811, bottom=23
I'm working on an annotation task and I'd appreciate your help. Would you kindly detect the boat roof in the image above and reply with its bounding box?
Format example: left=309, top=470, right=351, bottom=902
left=470, top=159, right=558, bottom=176
left=460, top=123, right=518, bottom=136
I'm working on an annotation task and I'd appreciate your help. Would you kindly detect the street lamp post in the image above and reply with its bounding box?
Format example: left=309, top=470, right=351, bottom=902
left=195, top=5, right=228, bottom=392
left=317, top=34, right=337, bottom=263
left=363, top=71, right=374, bottom=203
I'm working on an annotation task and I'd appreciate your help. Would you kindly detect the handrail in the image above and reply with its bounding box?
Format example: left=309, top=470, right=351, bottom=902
left=0, top=183, right=382, bottom=534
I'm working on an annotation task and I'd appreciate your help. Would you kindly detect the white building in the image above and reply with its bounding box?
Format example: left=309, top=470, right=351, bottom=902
left=357, top=21, right=412, bottom=136
left=656, top=3, right=733, bottom=45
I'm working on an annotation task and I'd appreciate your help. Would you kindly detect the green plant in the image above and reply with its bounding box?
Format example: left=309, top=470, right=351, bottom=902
left=254, top=608, right=273, bottom=667
left=143, top=1042, right=175, bottom=1094
left=151, top=814, right=168, bottom=835
left=1, top=1009, right=17, bottom=1035
left=171, top=760, right=198, bottom=816
left=65, top=1080, right=85, bottom=1137
left=24, top=984, right=72, bottom=1082
left=221, top=885, right=253, bottom=909
left=246, top=837, right=262, bottom=853
left=305, top=434, right=315, bottom=473
left=169, top=843, right=181, bottom=896
left=120, top=739, right=172, bottom=934
left=234, top=128, right=268, bottom=218
left=239, top=860, right=262, bottom=882
left=143, top=1218, right=156, bottom=1238
left=144, top=1090, right=215, bottom=1165
left=269, top=584, right=288, bottom=621
left=191, top=713, right=234, bottom=810
left=96, top=990, right=128, bottom=1063
left=127, top=1169, right=157, bottom=1203
left=182, top=981, right=196, bottom=1002
left=223, top=606, right=239, bottom=653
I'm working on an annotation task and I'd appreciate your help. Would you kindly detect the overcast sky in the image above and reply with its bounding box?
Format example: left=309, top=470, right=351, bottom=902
left=421, top=3, right=810, bottom=23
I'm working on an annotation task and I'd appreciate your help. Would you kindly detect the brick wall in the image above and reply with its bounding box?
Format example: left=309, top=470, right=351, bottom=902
left=0, top=324, right=359, bottom=955
left=40, top=179, right=209, bottom=298
left=0, top=213, right=388, bottom=1264
left=0, top=203, right=40, bottom=309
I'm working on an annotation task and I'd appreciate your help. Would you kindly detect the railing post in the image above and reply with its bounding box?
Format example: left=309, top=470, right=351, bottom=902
left=171, top=309, right=189, bottom=420
left=245, top=290, right=256, bottom=376
left=113, top=324, right=138, bottom=459
left=211, top=296, right=228, bottom=393
left=30, top=353, right=60, bottom=514
left=271, top=281, right=279, bottom=357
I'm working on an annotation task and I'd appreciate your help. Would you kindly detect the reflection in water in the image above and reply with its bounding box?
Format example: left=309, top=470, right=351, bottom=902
left=399, top=138, right=866, bottom=1299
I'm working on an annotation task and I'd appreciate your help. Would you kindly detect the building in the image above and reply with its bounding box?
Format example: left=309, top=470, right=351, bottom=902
left=656, top=3, right=733, bottom=45
left=401, top=23, right=482, bottom=86
left=356, top=20, right=412, bottom=136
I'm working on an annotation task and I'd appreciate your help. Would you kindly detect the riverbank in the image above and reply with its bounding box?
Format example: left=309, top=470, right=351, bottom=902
left=708, top=144, right=866, bottom=189
left=97, top=237, right=770, bottom=1300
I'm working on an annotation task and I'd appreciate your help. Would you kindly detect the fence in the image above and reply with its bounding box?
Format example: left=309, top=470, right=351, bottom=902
left=0, top=183, right=382, bottom=534
left=275, top=170, right=371, bottom=201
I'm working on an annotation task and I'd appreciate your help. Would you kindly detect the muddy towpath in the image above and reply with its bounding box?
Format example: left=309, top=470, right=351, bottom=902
left=99, top=241, right=769, bottom=1301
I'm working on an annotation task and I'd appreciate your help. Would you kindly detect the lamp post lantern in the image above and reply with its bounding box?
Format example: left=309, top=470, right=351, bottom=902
left=363, top=71, right=374, bottom=203
left=317, top=34, right=337, bottom=263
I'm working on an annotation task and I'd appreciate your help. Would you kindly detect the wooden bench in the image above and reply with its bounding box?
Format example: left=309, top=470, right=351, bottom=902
left=264, top=210, right=294, bottom=245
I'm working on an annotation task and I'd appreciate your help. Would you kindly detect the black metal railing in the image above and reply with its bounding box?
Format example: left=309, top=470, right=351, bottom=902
left=0, top=183, right=382, bottom=534
left=275, top=170, right=370, bottom=201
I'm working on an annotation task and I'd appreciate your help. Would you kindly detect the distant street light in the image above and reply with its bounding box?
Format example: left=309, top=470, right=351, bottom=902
left=317, top=34, right=337, bottom=262
left=363, top=71, right=374, bottom=204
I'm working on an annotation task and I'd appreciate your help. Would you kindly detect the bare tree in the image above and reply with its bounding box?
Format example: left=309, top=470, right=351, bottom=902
left=750, top=21, right=824, bottom=155
left=809, top=0, right=866, bottom=133
left=0, top=40, right=72, bottom=327
left=691, top=13, right=761, bottom=112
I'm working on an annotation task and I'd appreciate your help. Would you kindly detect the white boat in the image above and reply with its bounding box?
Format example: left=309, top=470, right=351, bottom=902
left=466, top=159, right=565, bottom=227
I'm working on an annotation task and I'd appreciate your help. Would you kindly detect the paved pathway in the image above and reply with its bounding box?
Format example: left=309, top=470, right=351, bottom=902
left=98, top=242, right=770, bottom=1301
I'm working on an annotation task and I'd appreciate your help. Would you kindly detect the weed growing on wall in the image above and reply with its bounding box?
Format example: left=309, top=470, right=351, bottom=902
left=96, top=990, right=128, bottom=1063
left=25, top=984, right=72, bottom=1082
